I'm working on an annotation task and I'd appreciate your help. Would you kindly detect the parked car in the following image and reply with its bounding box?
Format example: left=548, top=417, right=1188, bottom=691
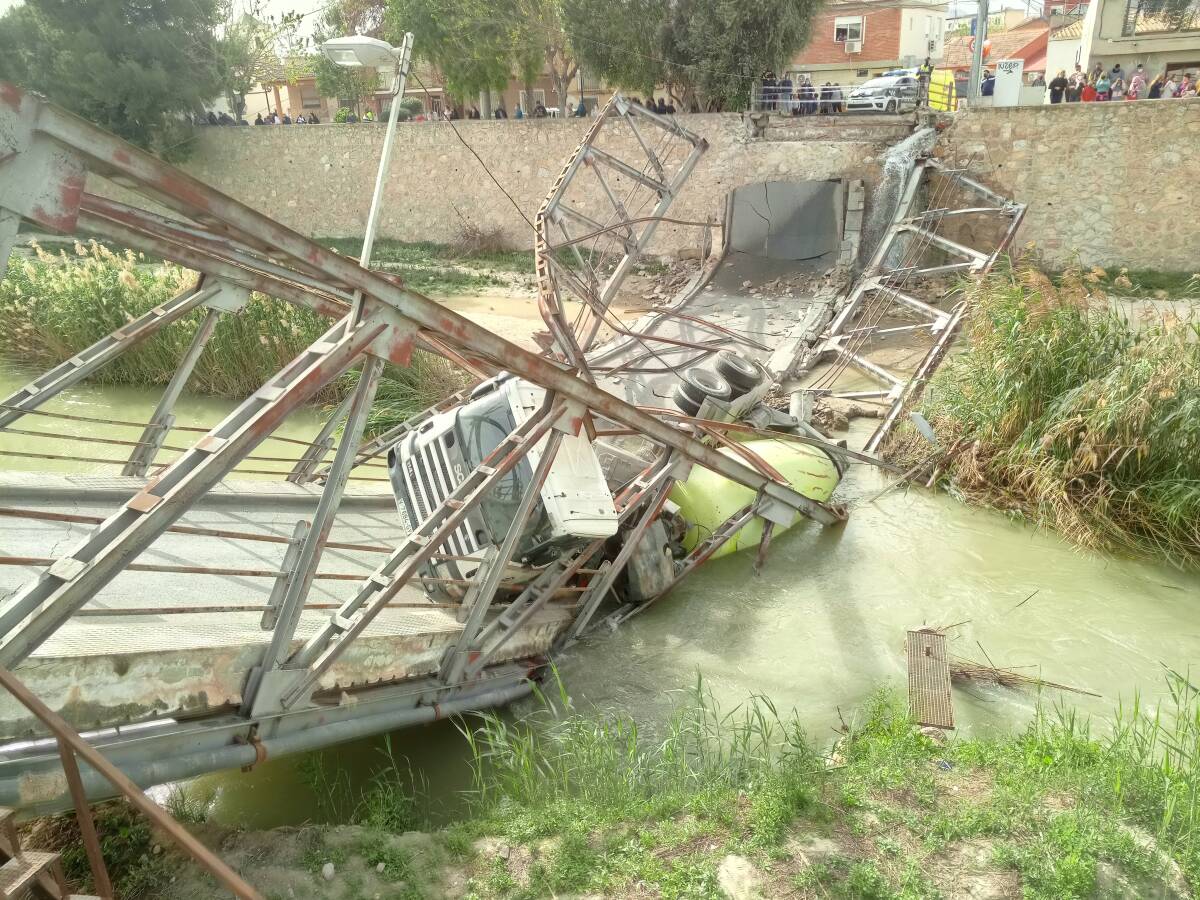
left=846, top=74, right=920, bottom=114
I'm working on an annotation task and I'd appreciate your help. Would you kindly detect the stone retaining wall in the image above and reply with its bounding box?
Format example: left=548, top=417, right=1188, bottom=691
left=938, top=99, right=1199, bottom=272
left=94, top=115, right=897, bottom=257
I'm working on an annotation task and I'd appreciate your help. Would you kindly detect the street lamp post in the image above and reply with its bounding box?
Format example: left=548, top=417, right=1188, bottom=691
left=260, top=32, right=419, bottom=656
left=320, top=32, right=416, bottom=271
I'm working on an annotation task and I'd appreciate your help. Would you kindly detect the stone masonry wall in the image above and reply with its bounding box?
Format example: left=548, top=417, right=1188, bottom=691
left=95, top=115, right=894, bottom=257
left=939, top=99, right=1200, bottom=272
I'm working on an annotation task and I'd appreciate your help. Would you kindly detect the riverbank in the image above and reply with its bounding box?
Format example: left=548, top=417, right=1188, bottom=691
left=41, top=675, right=1198, bottom=899
left=884, top=263, right=1200, bottom=569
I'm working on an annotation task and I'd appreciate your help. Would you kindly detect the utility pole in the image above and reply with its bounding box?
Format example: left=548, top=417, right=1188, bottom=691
left=968, top=0, right=990, bottom=100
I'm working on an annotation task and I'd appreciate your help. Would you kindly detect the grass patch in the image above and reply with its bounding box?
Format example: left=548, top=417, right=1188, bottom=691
left=0, top=241, right=465, bottom=434
left=1072, top=265, right=1200, bottom=299
left=885, top=261, right=1200, bottom=568
left=459, top=672, right=823, bottom=838
left=319, top=236, right=535, bottom=275
left=25, top=800, right=170, bottom=898
left=140, top=671, right=1200, bottom=898
left=436, top=670, right=1200, bottom=898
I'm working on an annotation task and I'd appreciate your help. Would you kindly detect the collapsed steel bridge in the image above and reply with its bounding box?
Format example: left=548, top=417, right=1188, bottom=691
left=0, top=88, right=855, bottom=815
left=0, top=80, right=1022, bottom=874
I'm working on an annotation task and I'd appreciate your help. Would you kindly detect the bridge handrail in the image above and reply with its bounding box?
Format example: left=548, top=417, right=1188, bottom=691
left=0, top=666, right=263, bottom=900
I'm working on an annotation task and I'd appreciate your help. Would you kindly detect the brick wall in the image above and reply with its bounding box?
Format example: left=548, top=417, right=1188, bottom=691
left=101, top=116, right=896, bottom=256
left=939, top=98, right=1200, bottom=271
left=793, top=7, right=902, bottom=67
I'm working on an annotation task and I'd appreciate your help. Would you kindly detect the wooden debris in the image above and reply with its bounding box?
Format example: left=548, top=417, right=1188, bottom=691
left=949, top=657, right=1100, bottom=697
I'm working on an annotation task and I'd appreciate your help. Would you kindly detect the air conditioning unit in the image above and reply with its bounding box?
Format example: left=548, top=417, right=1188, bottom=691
left=845, top=40, right=863, bottom=54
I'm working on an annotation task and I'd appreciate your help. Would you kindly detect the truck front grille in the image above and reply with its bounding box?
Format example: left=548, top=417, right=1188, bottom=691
left=403, top=436, right=479, bottom=557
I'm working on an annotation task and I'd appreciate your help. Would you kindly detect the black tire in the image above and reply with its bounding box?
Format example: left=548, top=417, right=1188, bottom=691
left=672, top=383, right=702, bottom=416
left=885, top=99, right=897, bottom=114
left=678, top=367, right=733, bottom=406
left=715, top=351, right=762, bottom=394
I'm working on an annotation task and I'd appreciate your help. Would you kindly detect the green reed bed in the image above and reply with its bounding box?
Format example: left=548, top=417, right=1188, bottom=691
left=886, top=263, right=1200, bottom=568
left=459, top=673, right=821, bottom=836
left=0, top=241, right=464, bottom=431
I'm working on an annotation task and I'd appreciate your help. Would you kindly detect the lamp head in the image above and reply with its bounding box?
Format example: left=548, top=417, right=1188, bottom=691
left=320, top=35, right=400, bottom=69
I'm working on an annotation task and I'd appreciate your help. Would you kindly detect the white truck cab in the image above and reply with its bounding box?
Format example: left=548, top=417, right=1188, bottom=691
left=387, top=374, right=618, bottom=592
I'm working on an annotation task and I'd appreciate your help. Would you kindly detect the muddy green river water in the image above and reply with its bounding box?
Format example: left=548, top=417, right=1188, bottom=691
left=2, top=363, right=1198, bottom=829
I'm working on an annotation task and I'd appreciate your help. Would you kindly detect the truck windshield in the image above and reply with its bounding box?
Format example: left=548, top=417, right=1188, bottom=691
left=455, top=394, right=542, bottom=552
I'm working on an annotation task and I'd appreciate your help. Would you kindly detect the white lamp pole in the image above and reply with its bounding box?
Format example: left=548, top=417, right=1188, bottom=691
left=321, top=32, right=416, bottom=271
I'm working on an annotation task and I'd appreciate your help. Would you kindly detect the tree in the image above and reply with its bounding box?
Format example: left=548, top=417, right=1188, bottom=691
left=0, top=0, right=222, bottom=156
left=563, top=0, right=820, bottom=110
left=512, top=0, right=579, bottom=112
left=303, top=1, right=387, bottom=117
left=562, top=0, right=667, bottom=97
left=215, top=1, right=301, bottom=119
left=386, top=0, right=514, bottom=101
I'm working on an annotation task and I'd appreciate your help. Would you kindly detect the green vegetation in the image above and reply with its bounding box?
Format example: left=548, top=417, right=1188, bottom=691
left=886, top=263, right=1200, bottom=568
left=562, top=0, right=821, bottom=109
left=429, top=674, right=1196, bottom=898
left=0, top=241, right=464, bottom=431
left=25, top=800, right=172, bottom=899
left=55, top=671, right=1200, bottom=898
left=1080, top=265, right=1200, bottom=299
left=320, top=236, right=536, bottom=275
left=0, top=0, right=222, bottom=158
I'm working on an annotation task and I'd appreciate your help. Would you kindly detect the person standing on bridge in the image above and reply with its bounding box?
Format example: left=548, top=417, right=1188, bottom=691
left=1048, top=70, right=1068, bottom=104
left=917, top=57, right=934, bottom=106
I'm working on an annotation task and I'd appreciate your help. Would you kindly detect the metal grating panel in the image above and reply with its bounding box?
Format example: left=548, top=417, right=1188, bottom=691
left=907, top=629, right=954, bottom=729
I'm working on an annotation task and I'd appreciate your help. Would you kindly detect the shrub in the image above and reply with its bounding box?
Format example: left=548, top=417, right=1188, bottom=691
left=886, top=262, right=1200, bottom=567
left=0, top=241, right=467, bottom=434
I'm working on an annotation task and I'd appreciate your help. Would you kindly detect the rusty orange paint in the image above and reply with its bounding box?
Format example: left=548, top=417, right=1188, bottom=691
left=0, top=82, right=22, bottom=112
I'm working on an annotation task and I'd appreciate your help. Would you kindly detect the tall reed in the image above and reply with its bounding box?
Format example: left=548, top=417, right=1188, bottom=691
left=887, top=262, right=1200, bottom=567
left=458, top=670, right=821, bottom=822
left=0, top=241, right=465, bottom=432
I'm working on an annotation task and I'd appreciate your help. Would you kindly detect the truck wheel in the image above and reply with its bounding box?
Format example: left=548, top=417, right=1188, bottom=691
left=679, top=367, right=733, bottom=406
left=672, top=384, right=702, bottom=416
left=715, top=350, right=762, bottom=394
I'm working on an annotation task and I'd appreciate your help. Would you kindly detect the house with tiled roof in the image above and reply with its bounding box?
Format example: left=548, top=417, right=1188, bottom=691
left=1079, top=0, right=1200, bottom=79
left=941, top=19, right=1051, bottom=73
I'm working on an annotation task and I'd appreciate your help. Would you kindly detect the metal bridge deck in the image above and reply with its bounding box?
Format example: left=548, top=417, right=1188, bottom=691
left=0, top=474, right=569, bottom=741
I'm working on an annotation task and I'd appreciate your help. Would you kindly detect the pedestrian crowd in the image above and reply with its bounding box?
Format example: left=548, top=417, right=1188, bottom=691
left=760, top=73, right=847, bottom=114
left=1045, top=62, right=1196, bottom=103
left=198, top=92, right=690, bottom=129
left=251, top=111, right=321, bottom=125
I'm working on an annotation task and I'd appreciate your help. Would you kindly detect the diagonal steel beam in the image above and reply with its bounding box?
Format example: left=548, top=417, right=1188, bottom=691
left=463, top=541, right=601, bottom=680
left=0, top=282, right=217, bottom=430
left=0, top=313, right=388, bottom=666
left=121, top=307, right=223, bottom=478
left=584, top=146, right=669, bottom=196
left=279, top=405, right=561, bottom=707
left=441, top=427, right=563, bottom=686
left=2, top=84, right=837, bottom=530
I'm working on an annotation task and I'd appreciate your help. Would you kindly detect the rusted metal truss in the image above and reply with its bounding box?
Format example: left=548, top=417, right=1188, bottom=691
left=535, top=96, right=708, bottom=377
left=789, top=155, right=1026, bottom=454
left=0, top=83, right=847, bottom=808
